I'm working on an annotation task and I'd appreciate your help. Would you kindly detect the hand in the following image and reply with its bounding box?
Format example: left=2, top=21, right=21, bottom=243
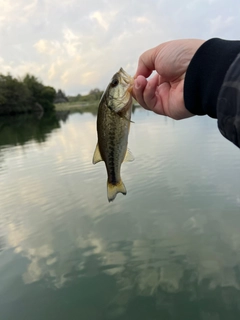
left=133, top=39, right=205, bottom=120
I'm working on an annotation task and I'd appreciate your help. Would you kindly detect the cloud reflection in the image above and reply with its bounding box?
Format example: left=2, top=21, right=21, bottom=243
left=0, top=110, right=240, bottom=318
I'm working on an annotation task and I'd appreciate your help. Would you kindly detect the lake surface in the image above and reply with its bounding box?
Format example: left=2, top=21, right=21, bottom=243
left=0, top=108, right=240, bottom=320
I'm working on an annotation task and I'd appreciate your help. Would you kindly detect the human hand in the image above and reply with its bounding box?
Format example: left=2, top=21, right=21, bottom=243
left=133, top=39, right=205, bottom=120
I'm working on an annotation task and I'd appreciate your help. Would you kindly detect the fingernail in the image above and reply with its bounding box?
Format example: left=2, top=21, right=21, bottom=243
left=134, top=79, right=141, bottom=90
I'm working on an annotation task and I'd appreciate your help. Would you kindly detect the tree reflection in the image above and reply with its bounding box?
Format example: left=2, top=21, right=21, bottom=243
left=0, top=104, right=141, bottom=149
left=0, top=112, right=61, bottom=146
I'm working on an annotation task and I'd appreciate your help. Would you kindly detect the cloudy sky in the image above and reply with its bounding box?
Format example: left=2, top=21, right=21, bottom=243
left=1, top=0, right=240, bottom=95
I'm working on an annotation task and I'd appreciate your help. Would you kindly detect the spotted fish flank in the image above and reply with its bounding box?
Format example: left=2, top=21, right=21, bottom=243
left=93, top=68, right=134, bottom=202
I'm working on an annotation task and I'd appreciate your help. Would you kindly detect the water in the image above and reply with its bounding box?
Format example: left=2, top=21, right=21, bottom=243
left=0, top=109, right=240, bottom=320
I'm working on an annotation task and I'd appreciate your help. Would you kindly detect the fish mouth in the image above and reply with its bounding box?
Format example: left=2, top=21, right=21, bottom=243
left=127, top=84, right=133, bottom=94
left=118, top=68, right=134, bottom=85
left=119, top=68, right=134, bottom=92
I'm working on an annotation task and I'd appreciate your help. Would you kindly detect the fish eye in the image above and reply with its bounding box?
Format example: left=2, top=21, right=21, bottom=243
left=111, top=79, right=119, bottom=87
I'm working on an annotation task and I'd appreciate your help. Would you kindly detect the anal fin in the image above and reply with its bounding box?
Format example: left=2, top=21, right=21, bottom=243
left=123, top=148, right=134, bottom=162
left=92, top=143, right=102, bottom=164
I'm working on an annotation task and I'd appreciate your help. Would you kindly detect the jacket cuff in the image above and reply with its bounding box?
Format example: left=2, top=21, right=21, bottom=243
left=184, top=38, right=240, bottom=118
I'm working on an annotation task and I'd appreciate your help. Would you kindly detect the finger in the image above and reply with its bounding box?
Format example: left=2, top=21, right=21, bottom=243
left=143, top=75, right=171, bottom=116
left=141, top=74, right=161, bottom=111
left=132, top=76, right=149, bottom=110
left=153, top=82, right=171, bottom=116
left=134, top=46, right=158, bottom=78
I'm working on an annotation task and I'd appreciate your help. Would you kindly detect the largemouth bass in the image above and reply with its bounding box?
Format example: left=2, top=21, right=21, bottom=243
left=93, top=68, right=134, bottom=202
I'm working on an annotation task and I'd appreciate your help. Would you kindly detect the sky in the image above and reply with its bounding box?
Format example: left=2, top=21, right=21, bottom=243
left=0, top=0, right=240, bottom=95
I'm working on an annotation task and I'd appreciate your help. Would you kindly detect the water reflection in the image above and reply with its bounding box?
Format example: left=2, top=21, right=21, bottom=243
left=0, top=112, right=62, bottom=147
left=0, top=110, right=240, bottom=319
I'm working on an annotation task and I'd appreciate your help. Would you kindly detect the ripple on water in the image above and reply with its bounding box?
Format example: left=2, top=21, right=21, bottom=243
left=0, top=111, right=240, bottom=318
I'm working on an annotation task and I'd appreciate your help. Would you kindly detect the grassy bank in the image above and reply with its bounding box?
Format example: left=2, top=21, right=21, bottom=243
left=55, top=101, right=99, bottom=114
left=55, top=100, right=140, bottom=114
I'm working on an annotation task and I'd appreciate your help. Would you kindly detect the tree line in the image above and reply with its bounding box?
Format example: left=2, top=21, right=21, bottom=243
left=0, top=73, right=56, bottom=115
left=0, top=72, right=104, bottom=116
left=67, top=88, right=103, bottom=103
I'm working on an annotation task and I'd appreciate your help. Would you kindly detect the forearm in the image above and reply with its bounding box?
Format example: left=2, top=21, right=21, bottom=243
left=184, top=38, right=240, bottom=147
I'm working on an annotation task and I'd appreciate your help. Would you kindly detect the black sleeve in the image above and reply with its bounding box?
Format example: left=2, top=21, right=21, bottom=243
left=184, top=38, right=240, bottom=148
left=217, top=54, right=240, bottom=147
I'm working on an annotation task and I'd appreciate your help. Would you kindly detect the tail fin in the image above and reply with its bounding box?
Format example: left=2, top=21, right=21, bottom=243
left=107, top=180, right=127, bottom=202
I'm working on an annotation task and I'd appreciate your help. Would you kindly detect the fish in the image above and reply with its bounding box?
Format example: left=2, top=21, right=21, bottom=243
left=92, top=68, right=134, bottom=202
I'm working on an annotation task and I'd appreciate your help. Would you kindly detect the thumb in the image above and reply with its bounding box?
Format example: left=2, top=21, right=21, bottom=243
left=134, top=46, right=158, bottom=78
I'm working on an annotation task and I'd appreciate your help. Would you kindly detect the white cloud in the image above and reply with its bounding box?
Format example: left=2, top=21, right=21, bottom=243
left=23, top=0, right=38, bottom=16
left=34, top=28, right=82, bottom=58
left=90, top=11, right=109, bottom=30
left=210, top=15, right=235, bottom=35
left=62, top=27, right=82, bottom=57
left=0, top=0, right=240, bottom=94
left=34, top=39, right=52, bottom=54
left=0, top=0, right=38, bottom=27
left=134, top=16, right=150, bottom=24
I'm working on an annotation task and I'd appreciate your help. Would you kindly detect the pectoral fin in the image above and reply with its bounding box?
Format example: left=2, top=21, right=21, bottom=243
left=119, top=114, right=134, bottom=123
left=92, top=143, right=102, bottom=164
left=123, top=148, right=134, bottom=162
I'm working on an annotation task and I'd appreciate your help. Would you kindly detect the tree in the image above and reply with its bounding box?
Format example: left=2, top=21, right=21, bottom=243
left=89, top=88, right=103, bottom=100
left=0, top=73, right=57, bottom=115
left=39, top=86, right=56, bottom=111
left=0, top=74, right=32, bottom=114
left=54, top=89, right=68, bottom=103
left=23, top=74, right=56, bottom=111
